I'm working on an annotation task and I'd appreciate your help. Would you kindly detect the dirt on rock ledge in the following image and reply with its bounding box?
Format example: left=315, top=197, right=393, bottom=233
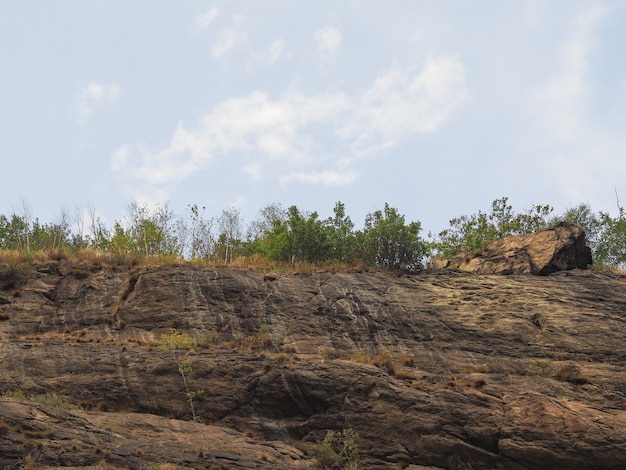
left=1, top=262, right=626, bottom=469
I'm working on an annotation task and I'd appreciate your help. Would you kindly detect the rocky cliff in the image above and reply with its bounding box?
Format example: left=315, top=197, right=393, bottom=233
left=1, top=260, right=625, bottom=469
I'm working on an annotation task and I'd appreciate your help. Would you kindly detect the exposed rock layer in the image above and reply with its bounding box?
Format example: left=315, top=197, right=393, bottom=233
left=1, top=262, right=625, bottom=469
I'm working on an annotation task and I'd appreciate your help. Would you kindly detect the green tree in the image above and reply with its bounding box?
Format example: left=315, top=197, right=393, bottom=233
left=595, top=207, right=626, bottom=269
left=326, top=201, right=357, bottom=263
left=110, top=201, right=182, bottom=257
left=362, top=203, right=427, bottom=271
left=241, top=203, right=287, bottom=257
left=258, top=205, right=331, bottom=264
left=433, top=197, right=553, bottom=257
left=561, top=203, right=601, bottom=253
left=286, top=206, right=331, bottom=263
left=0, top=214, right=29, bottom=250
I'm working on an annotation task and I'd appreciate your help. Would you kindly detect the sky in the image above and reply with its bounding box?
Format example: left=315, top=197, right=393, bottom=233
left=2, top=1, right=626, bottom=237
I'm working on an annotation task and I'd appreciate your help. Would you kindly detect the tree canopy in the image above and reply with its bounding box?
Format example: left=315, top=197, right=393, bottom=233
left=2, top=196, right=626, bottom=271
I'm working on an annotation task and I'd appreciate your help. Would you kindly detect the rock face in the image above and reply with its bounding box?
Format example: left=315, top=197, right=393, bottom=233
left=428, top=221, right=593, bottom=275
left=1, top=261, right=626, bottom=469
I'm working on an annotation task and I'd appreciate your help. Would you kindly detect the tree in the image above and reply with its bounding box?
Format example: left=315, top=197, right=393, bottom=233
left=595, top=197, right=626, bottom=269
left=433, top=197, right=553, bottom=257
left=85, top=203, right=111, bottom=250
left=285, top=206, right=331, bottom=263
left=0, top=214, right=30, bottom=251
left=326, top=201, right=357, bottom=263
left=215, top=206, right=243, bottom=263
left=111, top=201, right=182, bottom=257
left=246, top=203, right=287, bottom=241
left=362, top=203, right=427, bottom=271
left=183, top=204, right=215, bottom=260
left=561, top=203, right=601, bottom=253
left=256, top=205, right=331, bottom=264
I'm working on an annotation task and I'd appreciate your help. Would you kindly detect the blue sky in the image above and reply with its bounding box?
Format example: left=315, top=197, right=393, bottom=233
left=2, top=1, right=625, bottom=236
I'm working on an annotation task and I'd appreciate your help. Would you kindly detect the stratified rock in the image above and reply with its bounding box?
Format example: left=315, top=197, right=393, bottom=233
left=428, top=221, right=592, bottom=275
left=0, top=397, right=312, bottom=469
left=1, top=261, right=625, bottom=469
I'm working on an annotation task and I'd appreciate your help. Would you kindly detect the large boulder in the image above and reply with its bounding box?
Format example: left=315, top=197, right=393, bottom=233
left=428, top=221, right=592, bottom=275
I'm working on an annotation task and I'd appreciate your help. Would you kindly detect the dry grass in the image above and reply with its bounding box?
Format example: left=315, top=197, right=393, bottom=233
left=553, top=363, right=591, bottom=385
left=348, top=350, right=397, bottom=375
left=0, top=248, right=385, bottom=276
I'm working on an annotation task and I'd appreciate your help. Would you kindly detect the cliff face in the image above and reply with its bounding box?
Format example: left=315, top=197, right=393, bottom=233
left=1, top=262, right=625, bottom=469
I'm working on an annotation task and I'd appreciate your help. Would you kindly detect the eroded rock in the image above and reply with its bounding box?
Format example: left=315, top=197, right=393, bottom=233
left=0, top=262, right=625, bottom=469
left=428, top=221, right=593, bottom=275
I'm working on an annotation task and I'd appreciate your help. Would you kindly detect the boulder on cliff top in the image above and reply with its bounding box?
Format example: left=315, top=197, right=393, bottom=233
left=428, top=221, right=592, bottom=275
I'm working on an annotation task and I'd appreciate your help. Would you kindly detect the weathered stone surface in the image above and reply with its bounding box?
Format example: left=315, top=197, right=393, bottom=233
left=1, top=262, right=625, bottom=469
left=428, top=221, right=593, bottom=275
left=0, top=397, right=312, bottom=469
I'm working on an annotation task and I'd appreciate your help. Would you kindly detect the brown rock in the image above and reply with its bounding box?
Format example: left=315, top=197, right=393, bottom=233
left=428, top=221, right=593, bottom=275
left=1, top=262, right=625, bottom=469
left=0, top=397, right=312, bottom=469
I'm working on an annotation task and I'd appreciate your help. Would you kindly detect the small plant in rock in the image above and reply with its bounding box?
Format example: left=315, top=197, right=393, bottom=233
left=157, top=328, right=195, bottom=351
left=157, top=329, right=204, bottom=421
left=309, top=428, right=361, bottom=469
left=178, top=359, right=204, bottom=421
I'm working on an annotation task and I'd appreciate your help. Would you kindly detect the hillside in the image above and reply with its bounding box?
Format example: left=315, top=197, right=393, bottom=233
left=1, top=261, right=625, bottom=469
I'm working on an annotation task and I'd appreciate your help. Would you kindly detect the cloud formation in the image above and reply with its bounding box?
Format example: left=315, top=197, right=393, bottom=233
left=532, top=4, right=609, bottom=141
left=212, top=29, right=247, bottom=58
left=196, top=8, right=219, bottom=28
left=75, top=81, right=120, bottom=124
left=112, top=56, right=468, bottom=200
left=314, top=27, right=341, bottom=58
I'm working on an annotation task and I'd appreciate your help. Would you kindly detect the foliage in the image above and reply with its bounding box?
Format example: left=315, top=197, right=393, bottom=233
left=561, top=199, right=626, bottom=270
left=157, top=329, right=203, bottom=421
left=595, top=208, right=626, bottom=269
left=3, top=195, right=626, bottom=272
left=110, top=201, right=183, bottom=258
left=259, top=205, right=332, bottom=264
left=157, top=329, right=195, bottom=351
left=433, top=197, right=553, bottom=257
left=561, top=203, right=602, bottom=252
left=309, top=428, right=360, bottom=469
left=326, top=201, right=358, bottom=263
left=362, top=203, right=427, bottom=271
left=4, top=390, right=66, bottom=408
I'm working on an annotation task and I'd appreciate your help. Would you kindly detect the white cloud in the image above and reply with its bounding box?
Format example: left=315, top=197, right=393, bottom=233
left=196, top=8, right=219, bottom=28
left=339, top=56, right=470, bottom=164
left=111, top=145, right=129, bottom=172
left=244, top=162, right=264, bottom=182
left=532, top=4, right=609, bottom=140
left=266, top=39, right=286, bottom=65
left=314, top=27, right=341, bottom=58
left=75, top=81, right=121, bottom=124
left=248, top=39, right=289, bottom=69
left=112, top=56, right=468, bottom=199
left=282, top=171, right=357, bottom=186
left=211, top=29, right=247, bottom=58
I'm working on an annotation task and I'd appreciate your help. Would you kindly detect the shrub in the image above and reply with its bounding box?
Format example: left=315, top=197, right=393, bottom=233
left=309, top=428, right=360, bottom=469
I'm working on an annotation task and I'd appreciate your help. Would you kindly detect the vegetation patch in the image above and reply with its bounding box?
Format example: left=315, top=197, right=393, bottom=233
left=308, top=428, right=361, bottom=470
